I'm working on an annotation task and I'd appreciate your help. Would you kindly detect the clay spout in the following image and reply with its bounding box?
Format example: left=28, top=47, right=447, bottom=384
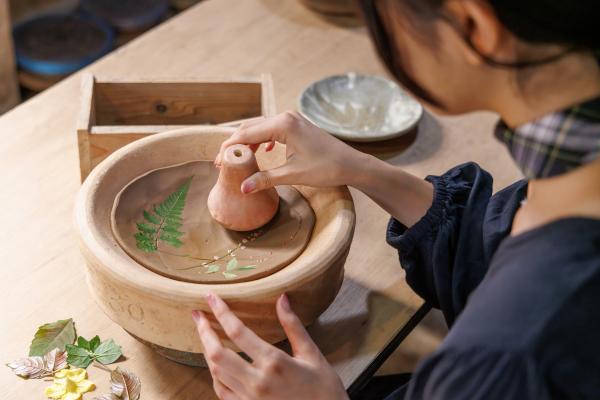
left=207, top=144, right=279, bottom=231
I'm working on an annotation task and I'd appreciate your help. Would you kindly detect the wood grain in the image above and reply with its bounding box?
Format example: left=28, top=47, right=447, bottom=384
left=0, top=0, right=521, bottom=399
left=78, top=74, right=277, bottom=180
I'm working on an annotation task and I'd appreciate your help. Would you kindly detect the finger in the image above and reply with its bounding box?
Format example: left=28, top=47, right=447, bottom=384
left=238, top=116, right=267, bottom=129
left=276, top=294, right=322, bottom=362
left=193, top=310, right=257, bottom=382
left=220, top=112, right=293, bottom=154
left=240, top=165, right=297, bottom=194
left=205, top=294, right=272, bottom=360
left=213, top=379, right=242, bottom=400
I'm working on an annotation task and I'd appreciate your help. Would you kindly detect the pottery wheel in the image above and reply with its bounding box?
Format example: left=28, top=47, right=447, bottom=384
left=111, top=161, right=315, bottom=284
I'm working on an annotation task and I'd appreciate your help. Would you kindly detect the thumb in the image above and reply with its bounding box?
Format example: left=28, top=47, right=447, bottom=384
left=276, top=293, right=321, bottom=362
left=240, top=165, right=294, bottom=194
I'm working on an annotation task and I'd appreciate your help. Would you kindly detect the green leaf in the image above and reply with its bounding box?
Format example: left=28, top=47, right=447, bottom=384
left=76, top=335, right=101, bottom=352
left=222, top=272, right=237, bottom=279
left=29, top=319, right=76, bottom=357
left=135, top=176, right=192, bottom=253
left=66, top=344, right=94, bottom=368
left=206, top=265, right=220, bottom=274
left=226, top=258, right=238, bottom=271
left=135, top=222, right=156, bottom=234
left=94, top=339, right=122, bottom=365
left=237, top=265, right=256, bottom=271
left=66, top=338, right=122, bottom=368
left=143, top=210, right=160, bottom=225
left=89, top=335, right=101, bottom=352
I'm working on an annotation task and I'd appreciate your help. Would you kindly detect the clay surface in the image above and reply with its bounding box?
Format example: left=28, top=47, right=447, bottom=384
left=111, top=160, right=315, bottom=284
left=208, top=144, right=279, bottom=231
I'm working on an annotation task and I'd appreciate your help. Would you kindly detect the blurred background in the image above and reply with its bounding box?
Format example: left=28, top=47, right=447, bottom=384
left=0, top=0, right=204, bottom=114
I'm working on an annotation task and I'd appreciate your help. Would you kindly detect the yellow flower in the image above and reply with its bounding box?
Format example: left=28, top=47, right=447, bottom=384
left=44, top=368, right=95, bottom=400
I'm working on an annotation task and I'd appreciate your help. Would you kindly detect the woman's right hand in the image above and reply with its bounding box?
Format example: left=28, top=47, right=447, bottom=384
left=216, top=111, right=365, bottom=194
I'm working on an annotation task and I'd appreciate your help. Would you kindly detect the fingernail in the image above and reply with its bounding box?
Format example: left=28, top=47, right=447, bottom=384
left=241, top=179, right=256, bottom=194
left=279, top=293, right=291, bottom=311
left=191, top=310, right=204, bottom=323
left=205, top=293, right=216, bottom=307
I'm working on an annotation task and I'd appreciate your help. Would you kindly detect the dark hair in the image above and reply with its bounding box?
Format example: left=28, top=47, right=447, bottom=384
left=358, top=0, right=600, bottom=106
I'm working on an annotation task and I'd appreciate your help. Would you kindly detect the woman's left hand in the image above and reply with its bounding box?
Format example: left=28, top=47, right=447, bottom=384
left=192, top=293, right=349, bottom=400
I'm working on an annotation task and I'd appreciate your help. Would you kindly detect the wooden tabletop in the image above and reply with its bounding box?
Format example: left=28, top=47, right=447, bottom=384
left=0, top=0, right=521, bottom=398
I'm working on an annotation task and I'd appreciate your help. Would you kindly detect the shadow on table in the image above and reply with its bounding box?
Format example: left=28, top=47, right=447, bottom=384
left=258, top=0, right=365, bottom=30
left=348, top=111, right=444, bottom=165
left=301, top=277, right=424, bottom=368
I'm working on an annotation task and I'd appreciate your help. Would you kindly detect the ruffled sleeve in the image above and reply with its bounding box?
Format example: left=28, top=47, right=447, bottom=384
left=386, top=162, right=527, bottom=325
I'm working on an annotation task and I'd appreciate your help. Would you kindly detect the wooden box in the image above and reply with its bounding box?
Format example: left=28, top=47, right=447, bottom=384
left=76, top=73, right=276, bottom=181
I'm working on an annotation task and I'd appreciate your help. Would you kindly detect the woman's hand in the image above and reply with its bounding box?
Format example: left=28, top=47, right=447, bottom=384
left=192, top=293, right=349, bottom=400
left=218, top=110, right=433, bottom=228
left=216, top=111, right=367, bottom=194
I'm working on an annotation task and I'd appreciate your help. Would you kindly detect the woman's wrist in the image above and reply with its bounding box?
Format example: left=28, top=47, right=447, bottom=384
left=343, top=151, right=387, bottom=190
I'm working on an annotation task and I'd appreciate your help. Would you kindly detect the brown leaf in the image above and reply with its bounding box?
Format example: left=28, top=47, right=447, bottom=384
left=44, top=348, right=68, bottom=371
left=6, top=348, right=67, bottom=379
left=111, top=367, right=141, bottom=400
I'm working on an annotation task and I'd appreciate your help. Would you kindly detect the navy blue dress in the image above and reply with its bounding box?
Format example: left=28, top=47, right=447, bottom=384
left=384, top=162, right=600, bottom=399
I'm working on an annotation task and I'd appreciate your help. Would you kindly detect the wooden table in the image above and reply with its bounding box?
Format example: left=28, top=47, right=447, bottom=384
left=0, top=0, right=521, bottom=398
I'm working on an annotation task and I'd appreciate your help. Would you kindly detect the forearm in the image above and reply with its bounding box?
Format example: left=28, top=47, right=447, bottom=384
left=344, top=152, right=434, bottom=227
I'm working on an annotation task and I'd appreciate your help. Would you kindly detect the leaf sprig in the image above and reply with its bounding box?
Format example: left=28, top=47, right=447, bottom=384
left=135, top=176, right=192, bottom=252
left=220, top=258, right=256, bottom=279
left=66, top=336, right=122, bottom=368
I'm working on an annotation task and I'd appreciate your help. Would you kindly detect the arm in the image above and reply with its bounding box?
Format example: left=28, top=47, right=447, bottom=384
left=220, top=112, right=522, bottom=324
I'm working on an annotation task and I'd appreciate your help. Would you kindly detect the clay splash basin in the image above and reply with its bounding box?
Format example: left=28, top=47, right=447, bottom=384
left=74, top=126, right=355, bottom=364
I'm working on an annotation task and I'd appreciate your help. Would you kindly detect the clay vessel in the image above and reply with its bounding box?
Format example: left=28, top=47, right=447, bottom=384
left=74, top=126, right=355, bottom=363
left=208, top=144, right=279, bottom=231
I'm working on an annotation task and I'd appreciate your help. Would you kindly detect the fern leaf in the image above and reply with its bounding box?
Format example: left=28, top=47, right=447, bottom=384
left=134, top=176, right=192, bottom=252
left=143, top=210, right=160, bottom=225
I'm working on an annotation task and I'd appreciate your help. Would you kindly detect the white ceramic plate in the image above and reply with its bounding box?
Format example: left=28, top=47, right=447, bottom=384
left=298, top=73, right=423, bottom=142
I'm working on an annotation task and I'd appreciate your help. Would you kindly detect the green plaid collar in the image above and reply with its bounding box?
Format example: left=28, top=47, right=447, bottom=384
left=495, top=97, right=600, bottom=179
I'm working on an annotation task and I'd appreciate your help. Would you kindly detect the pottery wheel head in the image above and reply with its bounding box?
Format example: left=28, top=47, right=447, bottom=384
left=111, top=160, right=315, bottom=284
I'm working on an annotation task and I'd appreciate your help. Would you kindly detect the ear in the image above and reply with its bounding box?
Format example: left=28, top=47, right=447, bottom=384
left=444, top=0, right=505, bottom=65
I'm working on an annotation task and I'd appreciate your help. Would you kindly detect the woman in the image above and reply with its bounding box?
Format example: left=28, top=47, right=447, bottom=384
left=191, top=0, right=600, bottom=398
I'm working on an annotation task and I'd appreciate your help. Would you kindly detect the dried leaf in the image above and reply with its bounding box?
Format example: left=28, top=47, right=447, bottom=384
left=222, top=272, right=237, bottom=279
left=226, top=258, right=238, bottom=271
left=6, top=348, right=67, bottom=379
left=110, top=367, right=141, bottom=400
left=29, top=319, right=76, bottom=356
left=206, top=265, right=219, bottom=274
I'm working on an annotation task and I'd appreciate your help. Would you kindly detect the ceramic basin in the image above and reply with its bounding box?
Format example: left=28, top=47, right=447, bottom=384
left=74, top=126, right=355, bottom=362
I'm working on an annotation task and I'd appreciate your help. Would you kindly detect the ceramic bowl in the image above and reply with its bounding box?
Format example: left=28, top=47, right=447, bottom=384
left=74, top=126, right=355, bottom=360
left=298, top=73, right=423, bottom=142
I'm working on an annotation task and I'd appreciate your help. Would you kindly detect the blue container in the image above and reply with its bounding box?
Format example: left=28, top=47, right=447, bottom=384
left=81, top=0, right=169, bottom=32
left=13, top=13, right=115, bottom=76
